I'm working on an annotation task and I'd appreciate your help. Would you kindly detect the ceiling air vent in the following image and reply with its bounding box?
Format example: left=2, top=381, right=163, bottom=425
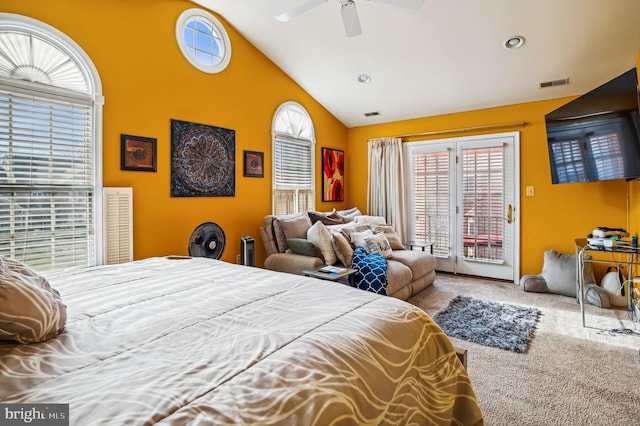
left=364, top=111, right=380, bottom=117
left=540, top=78, right=569, bottom=88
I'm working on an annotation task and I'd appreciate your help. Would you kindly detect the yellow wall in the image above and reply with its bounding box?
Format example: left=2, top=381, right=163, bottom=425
left=0, top=0, right=350, bottom=266
left=347, top=99, right=631, bottom=277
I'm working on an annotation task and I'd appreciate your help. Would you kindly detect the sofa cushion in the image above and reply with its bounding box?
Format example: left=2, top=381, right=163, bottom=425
left=272, top=213, right=312, bottom=253
left=331, top=231, right=354, bottom=267
left=388, top=249, right=435, bottom=281
left=385, top=260, right=413, bottom=297
left=352, top=246, right=387, bottom=295
left=364, top=232, right=393, bottom=258
left=307, top=221, right=337, bottom=265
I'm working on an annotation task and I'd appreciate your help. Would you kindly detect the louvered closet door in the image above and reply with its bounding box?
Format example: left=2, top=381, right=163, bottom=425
left=406, top=132, right=519, bottom=281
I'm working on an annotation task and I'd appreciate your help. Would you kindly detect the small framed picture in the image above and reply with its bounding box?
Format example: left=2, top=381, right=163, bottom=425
left=243, top=150, right=264, bottom=177
left=121, top=134, right=157, bottom=172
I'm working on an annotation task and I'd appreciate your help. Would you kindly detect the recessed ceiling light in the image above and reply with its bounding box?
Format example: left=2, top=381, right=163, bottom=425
left=357, top=74, right=371, bottom=83
left=504, top=35, right=525, bottom=49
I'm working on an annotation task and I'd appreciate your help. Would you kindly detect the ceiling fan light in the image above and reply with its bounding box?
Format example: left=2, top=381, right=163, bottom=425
left=340, top=0, right=362, bottom=37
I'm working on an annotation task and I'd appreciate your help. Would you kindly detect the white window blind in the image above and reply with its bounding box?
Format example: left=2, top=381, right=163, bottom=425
left=272, top=102, right=315, bottom=215
left=0, top=86, right=95, bottom=272
left=412, top=150, right=450, bottom=257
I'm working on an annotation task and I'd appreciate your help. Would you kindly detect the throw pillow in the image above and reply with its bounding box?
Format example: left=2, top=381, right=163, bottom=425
left=331, top=231, right=354, bottom=267
left=372, top=225, right=405, bottom=250
left=307, top=221, right=337, bottom=265
left=308, top=210, right=344, bottom=226
left=350, top=229, right=374, bottom=251
left=353, top=215, right=387, bottom=226
left=286, top=238, right=323, bottom=259
left=0, top=257, right=67, bottom=344
left=541, top=249, right=595, bottom=297
left=336, top=207, right=362, bottom=223
left=352, top=246, right=387, bottom=295
left=272, top=213, right=312, bottom=253
left=364, top=232, right=393, bottom=258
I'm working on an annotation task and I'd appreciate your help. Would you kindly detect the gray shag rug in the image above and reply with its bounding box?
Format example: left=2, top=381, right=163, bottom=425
left=433, top=295, right=540, bottom=353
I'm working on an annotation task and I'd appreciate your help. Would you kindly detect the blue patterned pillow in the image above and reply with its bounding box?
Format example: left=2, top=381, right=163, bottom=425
left=352, top=246, right=387, bottom=295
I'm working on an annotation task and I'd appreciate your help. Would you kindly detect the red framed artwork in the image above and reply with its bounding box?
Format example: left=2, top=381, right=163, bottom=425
left=322, top=147, right=344, bottom=201
left=121, top=134, right=157, bottom=172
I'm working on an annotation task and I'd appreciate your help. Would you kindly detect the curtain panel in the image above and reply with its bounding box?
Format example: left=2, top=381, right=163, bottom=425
left=367, top=137, right=405, bottom=241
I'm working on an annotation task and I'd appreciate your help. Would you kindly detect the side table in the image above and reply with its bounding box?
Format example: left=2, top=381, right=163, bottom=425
left=303, top=267, right=357, bottom=286
left=403, top=240, right=434, bottom=255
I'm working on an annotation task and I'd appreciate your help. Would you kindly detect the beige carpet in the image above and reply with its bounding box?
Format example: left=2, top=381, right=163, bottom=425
left=407, top=273, right=640, bottom=426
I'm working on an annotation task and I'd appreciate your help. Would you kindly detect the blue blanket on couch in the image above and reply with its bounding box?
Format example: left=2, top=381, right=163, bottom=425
left=352, top=246, right=387, bottom=295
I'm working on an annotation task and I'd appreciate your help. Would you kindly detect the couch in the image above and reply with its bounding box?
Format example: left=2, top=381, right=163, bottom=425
left=259, top=208, right=437, bottom=300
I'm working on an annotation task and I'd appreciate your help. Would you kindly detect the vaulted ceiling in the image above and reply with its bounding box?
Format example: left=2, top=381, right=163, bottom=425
left=191, top=0, right=640, bottom=128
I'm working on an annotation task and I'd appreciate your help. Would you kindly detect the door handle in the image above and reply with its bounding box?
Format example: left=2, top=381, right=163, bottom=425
left=506, top=204, right=513, bottom=224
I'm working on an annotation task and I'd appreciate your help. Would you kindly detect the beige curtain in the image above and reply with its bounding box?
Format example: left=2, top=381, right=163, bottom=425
left=367, top=137, right=405, bottom=240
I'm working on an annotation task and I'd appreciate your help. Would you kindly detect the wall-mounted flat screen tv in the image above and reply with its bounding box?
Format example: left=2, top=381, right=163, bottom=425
left=545, top=68, right=640, bottom=184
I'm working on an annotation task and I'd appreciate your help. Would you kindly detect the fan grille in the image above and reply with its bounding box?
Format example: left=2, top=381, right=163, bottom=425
left=188, top=222, right=226, bottom=259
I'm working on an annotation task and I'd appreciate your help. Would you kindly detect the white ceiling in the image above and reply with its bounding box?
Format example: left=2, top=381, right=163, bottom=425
left=191, top=0, right=640, bottom=128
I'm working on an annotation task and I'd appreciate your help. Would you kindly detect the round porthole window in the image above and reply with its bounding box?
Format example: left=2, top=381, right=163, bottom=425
left=176, top=8, right=231, bottom=73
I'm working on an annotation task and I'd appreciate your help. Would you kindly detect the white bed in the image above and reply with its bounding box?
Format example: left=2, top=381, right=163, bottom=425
left=0, top=256, right=482, bottom=425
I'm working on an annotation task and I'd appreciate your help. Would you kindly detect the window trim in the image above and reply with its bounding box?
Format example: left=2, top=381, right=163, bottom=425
left=0, top=13, right=104, bottom=268
left=271, top=102, right=315, bottom=215
left=176, top=8, right=231, bottom=74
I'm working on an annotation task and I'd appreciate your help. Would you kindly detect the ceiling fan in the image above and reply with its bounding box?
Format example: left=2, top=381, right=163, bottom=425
left=275, top=0, right=425, bottom=38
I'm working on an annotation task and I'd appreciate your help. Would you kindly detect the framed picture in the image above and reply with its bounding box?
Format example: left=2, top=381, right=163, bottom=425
left=243, top=150, right=264, bottom=177
left=170, top=119, right=235, bottom=197
left=121, top=134, right=157, bottom=172
left=322, top=147, right=344, bottom=201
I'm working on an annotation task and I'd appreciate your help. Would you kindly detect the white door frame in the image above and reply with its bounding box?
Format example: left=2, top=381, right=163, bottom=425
left=404, top=131, right=520, bottom=283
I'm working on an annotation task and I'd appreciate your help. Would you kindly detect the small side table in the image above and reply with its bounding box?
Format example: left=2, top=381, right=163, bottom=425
left=303, top=267, right=357, bottom=286
left=403, top=240, right=434, bottom=255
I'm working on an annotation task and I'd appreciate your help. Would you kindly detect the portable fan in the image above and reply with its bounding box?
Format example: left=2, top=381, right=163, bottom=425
left=188, top=222, right=226, bottom=259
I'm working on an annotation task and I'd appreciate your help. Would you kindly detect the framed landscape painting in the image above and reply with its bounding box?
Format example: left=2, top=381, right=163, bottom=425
left=322, top=147, right=344, bottom=202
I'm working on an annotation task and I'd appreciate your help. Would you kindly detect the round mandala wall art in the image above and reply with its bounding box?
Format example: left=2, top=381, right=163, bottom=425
left=171, top=119, right=235, bottom=197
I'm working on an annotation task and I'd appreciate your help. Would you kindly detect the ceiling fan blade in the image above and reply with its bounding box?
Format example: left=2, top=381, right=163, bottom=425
left=365, top=0, right=425, bottom=9
left=275, top=0, right=329, bottom=22
left=340, top=0, right=362, bottom=37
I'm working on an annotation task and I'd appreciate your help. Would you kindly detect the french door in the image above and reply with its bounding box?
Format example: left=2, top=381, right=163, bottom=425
left=404, top=132, right=520, bottom=281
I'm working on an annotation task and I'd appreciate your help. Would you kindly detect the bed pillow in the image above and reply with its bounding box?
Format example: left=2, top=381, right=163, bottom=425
left=541, top=249, right=595, bottom=297
left=0, top=257, right=67, bottom=344
left=364, top=232, right=393, bottom=258
left=352, top=247, right=387, bottom=295
left=307, top=221, right=337, bottom=265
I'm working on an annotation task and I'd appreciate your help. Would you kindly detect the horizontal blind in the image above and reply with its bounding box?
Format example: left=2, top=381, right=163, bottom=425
left=103, top=187, right=133, bottom=265
left=412, top=150, right=450, bottom=257
left=273, top=136, right=313, bottom=214
left=0, top=86, right=95, bottom=272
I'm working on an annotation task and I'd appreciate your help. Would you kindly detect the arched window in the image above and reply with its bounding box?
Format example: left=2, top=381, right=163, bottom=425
left=272, top=102, right=315, bottom=214
left=0, top=13, right=103, bottom=272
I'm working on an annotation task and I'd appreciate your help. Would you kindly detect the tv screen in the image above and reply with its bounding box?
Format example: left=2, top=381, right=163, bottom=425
left=545, top=68, right=640, bottom=184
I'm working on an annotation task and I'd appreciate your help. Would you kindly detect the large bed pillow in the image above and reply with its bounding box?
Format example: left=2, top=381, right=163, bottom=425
left=0, top=257, right=67, bottom=344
